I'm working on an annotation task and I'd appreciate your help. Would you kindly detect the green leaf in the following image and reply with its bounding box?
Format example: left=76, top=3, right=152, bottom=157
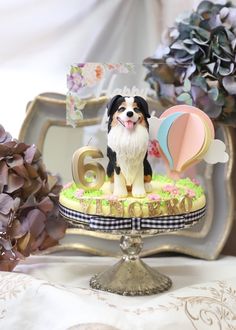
left=192, top=76, right=208, bottom=92
left=71, top=66, right=80, bottom=74
left=222, top=76, right=236, bottom=95
left=183, top=78, right=191, bottom=92
left=193, top=26, right=211, bottom=40
left=215, top=93, right=225, bottom=106
left=197, top=0, right=213, bottom=15
left=208, top=86, right=219, bottom=101
left=219, top=64, right=234, bottom=76
left=207, top=63, right=215, bottom=74
left=185, top=98, right=193, bottom=106
left=177, top=93, right=192, bottom=102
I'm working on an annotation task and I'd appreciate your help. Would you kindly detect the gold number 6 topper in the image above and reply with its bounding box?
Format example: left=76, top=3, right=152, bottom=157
left=72, top=146, right=105, bottom=190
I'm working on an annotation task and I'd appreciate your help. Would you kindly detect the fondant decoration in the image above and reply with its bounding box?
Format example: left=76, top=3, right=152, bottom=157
left=106, top=95, right=152, bottom=198
left=148, top=140, right=161, bottom=158
left=148, top=113, right=162, bottom=159
left=157, top=112, right=182, bottom=168
left=70, top=99, right=228, bottom=206
left=160, top=105, right=215, bottom=139
left=72, top=146, right=105, bottom=190
left=60, top=176, right=204, bottom=219
left=167, top=113, right=205, bottom=170
left=203, top=139, right=229, bottom=164
left=148, top=113, right=162, bottom=140
left=151, top=104, right=228, bottom=177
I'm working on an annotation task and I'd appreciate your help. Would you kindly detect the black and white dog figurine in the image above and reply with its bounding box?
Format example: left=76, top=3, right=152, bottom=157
left=107, top=95, right=152, bottom=197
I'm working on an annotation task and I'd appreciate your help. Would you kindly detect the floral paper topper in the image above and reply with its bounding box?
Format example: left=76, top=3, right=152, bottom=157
left=66, top=63, right=134, bottom=127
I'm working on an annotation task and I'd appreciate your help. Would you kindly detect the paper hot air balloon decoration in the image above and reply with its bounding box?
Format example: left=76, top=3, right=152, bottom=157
left=149, top=105, right=229, bottom=179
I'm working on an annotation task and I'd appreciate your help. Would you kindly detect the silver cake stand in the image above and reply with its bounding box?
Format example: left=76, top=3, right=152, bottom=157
left=59, top=203, right=205, bottom=296
left=90, top=230, right=172, bottom=296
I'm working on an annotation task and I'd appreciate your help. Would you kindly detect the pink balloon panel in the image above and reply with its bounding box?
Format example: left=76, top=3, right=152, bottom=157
left=167, top=113, right=206, bottom=172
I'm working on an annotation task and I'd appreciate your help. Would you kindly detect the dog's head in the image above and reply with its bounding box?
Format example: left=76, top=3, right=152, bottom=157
left=107, top=95, right=150, bottom=132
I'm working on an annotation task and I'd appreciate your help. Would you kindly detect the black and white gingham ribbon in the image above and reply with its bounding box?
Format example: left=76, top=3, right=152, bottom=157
left=59, top=203, right=206, bottom=231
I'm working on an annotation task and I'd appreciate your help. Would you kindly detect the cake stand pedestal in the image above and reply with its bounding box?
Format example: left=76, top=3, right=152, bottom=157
left=60, top=201, right=205, bottom=296
left=90, top=233, right=172, bottom=296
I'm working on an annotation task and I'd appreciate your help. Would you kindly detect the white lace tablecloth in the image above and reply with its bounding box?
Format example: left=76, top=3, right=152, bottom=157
left=1, top=255, right=236, bottom=330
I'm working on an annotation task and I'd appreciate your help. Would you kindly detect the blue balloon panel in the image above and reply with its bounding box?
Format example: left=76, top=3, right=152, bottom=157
left=157, top=112, right=183, bottom=169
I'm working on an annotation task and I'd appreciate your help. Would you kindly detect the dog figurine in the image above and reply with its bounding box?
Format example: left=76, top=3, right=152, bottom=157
left=107, top=95, right=152, bottom=197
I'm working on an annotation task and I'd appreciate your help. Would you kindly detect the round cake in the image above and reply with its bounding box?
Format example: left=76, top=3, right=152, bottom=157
left=59, top=95, right=218, bottom=232
left=59, top=175, right=206, bottom=231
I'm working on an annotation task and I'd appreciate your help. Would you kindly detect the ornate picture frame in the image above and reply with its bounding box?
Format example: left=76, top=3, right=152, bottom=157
left=18, top=92, right=235, bottom=260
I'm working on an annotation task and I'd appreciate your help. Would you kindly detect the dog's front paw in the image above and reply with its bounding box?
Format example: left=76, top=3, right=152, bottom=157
left=113, top=190, right=128, bottom=198
left=132, top=187, right=146, bottom=198
left=144, top=182, right=152, bottom=193
left=113, top=186, right=128, bottom=198
left=109, top=183, right=114, bottom=193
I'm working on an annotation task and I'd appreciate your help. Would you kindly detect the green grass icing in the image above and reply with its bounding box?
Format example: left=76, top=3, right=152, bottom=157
left=177, top=178, right=203, bottom=199
left=152, top=174, right=173, bottom=183
left=62, top=183, right=103, bottom=201
left=61, top=176, right=203, bottom=204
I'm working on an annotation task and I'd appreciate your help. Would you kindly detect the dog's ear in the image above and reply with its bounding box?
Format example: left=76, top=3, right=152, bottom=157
left=107, top=95, right=123, bottom=117
left=134, top=96, right=150, bottom=118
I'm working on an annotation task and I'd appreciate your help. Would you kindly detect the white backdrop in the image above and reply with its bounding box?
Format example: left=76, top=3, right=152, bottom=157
left=0, top=0, right=202, bottom=137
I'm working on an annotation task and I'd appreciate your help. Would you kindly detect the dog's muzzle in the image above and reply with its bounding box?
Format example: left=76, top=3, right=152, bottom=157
left=126, top=111, right=134, bottom=118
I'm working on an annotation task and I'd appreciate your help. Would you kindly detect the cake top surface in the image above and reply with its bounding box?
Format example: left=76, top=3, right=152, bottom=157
left=60, top=175, right=205, bottom=219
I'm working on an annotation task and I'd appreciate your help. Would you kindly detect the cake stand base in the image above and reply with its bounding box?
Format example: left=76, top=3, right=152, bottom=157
left=89, top=234, right=172, bottom=296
